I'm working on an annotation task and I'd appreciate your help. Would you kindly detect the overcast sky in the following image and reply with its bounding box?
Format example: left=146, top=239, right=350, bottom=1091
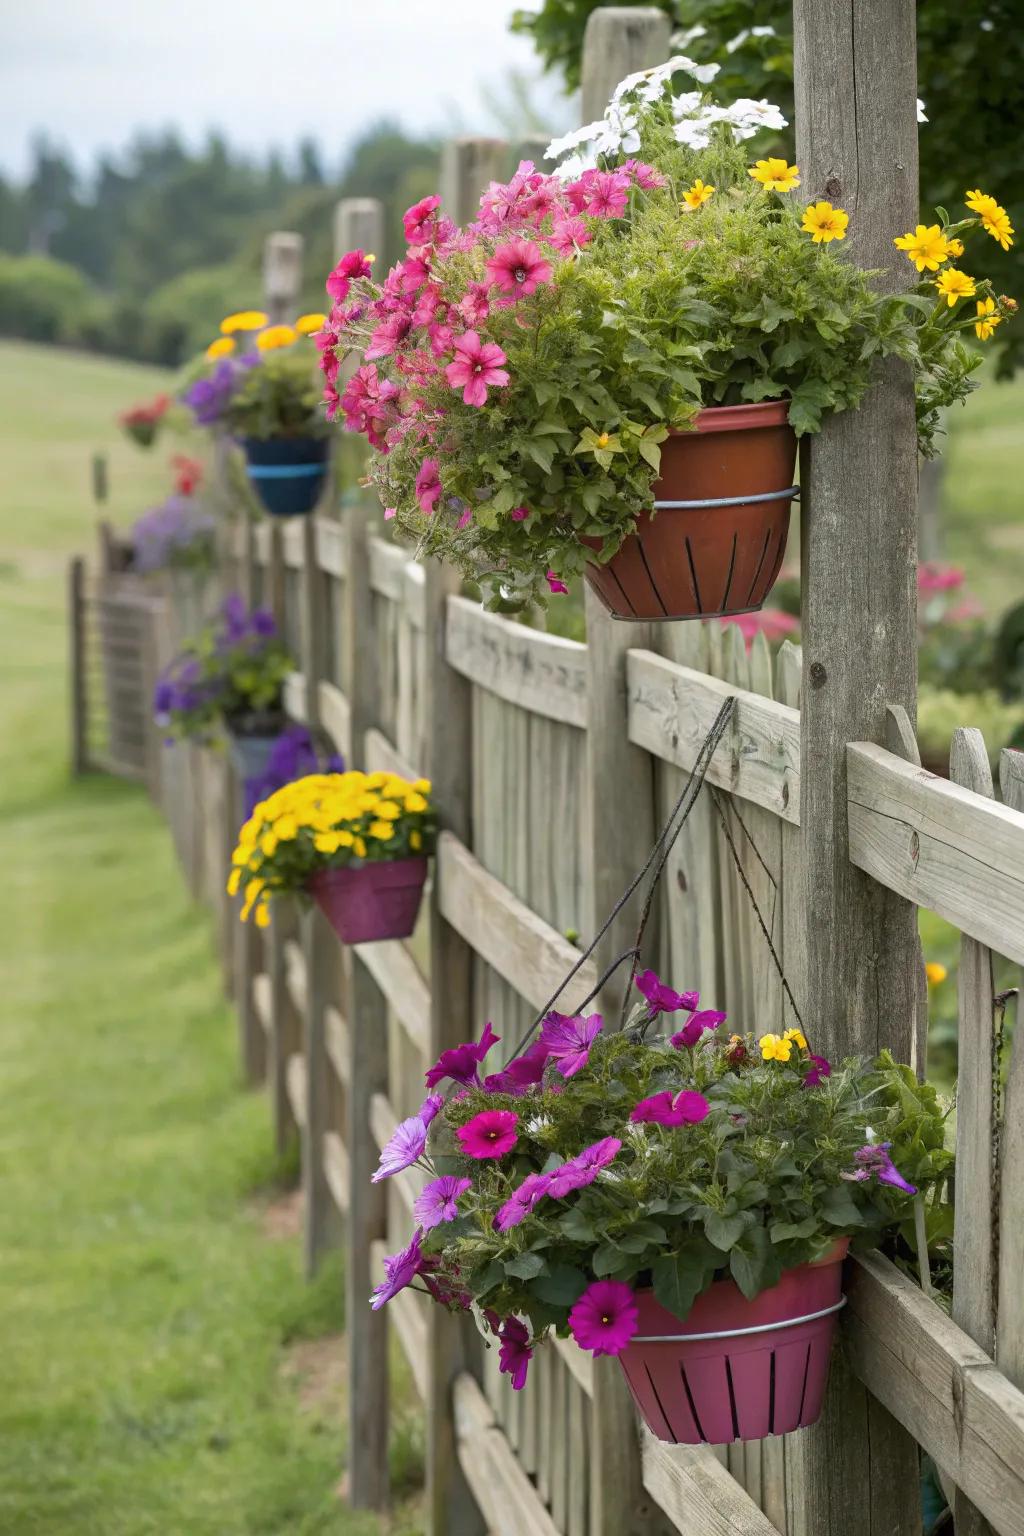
left=0, top=0, right=574, bottom=180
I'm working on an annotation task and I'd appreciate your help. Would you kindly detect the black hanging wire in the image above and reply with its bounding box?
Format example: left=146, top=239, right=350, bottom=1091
left=505, top=696, right=736, bottom=1062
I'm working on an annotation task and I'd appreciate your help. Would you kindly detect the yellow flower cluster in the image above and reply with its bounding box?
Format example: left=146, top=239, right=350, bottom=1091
left=758, top=1027, right=808, bottom=1064
left=745, top=158, right=849, bottom=245
left=227, top=769, right=434, bottom=926
left=893, top=190, right=1016, bottom=338
left=204, top=312, right=328, bottom=363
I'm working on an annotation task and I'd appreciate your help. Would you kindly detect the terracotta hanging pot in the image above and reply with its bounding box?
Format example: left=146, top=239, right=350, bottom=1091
left=618, top=1239, right=848, bottom=1445
left=583, top=400, right=798, bottom=622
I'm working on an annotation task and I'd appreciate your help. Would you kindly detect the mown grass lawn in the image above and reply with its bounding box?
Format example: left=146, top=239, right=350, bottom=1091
left=0, top=341, right=419, bottom=1535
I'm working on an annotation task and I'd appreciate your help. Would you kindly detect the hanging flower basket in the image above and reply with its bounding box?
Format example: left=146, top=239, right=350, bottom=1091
left=225, top=713, right=290, bottom=815
left=583, top=402, right=798, bottom=622
left=308, top=856, right=428, bottom=944
left=619, top=1240, right=848, bottom=1445
left=241, top=436, right=329, bottom=518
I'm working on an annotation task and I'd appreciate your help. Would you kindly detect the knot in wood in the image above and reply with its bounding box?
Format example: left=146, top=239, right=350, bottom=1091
left=676, top=867, right=688, bottom=893
left=909, top=830, right=920, bottom=863
left=825, top=175, right=842, bottom=201
left=809, top=662, right=827, bottom=690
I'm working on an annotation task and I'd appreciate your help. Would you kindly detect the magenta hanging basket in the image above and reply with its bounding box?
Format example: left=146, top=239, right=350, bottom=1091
left=308, top=857, right=428, bottom=944
left=618, top=1240, right=848, bottom=1445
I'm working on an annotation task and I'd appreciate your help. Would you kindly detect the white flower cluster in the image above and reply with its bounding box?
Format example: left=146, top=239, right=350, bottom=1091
left=544, top=54, right=789, bottom=175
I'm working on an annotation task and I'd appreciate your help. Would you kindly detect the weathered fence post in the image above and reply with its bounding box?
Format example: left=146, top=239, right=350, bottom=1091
left=69, top=557, right=88, bottom=776
left=998, top=750, right=1024, bottom=1394
left=263, top=231, right=304, bottom=326
left=789, top=4, right=923, bottom=1533
left=580, top=15, right=673, bottom=1536
left=440, top=137, right=507, bottom=225
left=335, top=192, right=392, bottom=1513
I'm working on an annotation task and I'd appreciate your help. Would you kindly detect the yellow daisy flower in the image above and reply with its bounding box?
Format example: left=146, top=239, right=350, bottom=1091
left=965, top=188, right=999, bottom=218
left=979, top=204, right=1014, bottom=251
left=221, top=309, right=268, bottom=334
left=935, top=268, right=976, bottom=307
left=758, top=1032, right=793, bottom=1062
left=925, top=961, right=948, bottom=985
left=749, top=158, right=800, bottom=193
left=975, top=298, right=1002, bottom=341
left=294, top=312, right=327, bottom=335
left=800, top=201, right=849, bottom=244
left=256, top=324, right=298, bottom=351
left=206, top=336, right=236, bottom=360
left=946, top=238, right=965, bottom=259
left=681, top=178, right=715, bottom=210
left=894, top=224, right=950, bottom=273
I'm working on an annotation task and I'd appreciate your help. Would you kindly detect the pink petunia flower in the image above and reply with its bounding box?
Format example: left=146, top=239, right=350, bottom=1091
left=425, top=1020, right=500, bottom=1089
left=326, top=248, right=373, bottom=302
left=364, top=311, right=413, bottom=360
left=458, top=282, right=491, bottom=327
left=497, top=1317, right=533, bottom=1390
left=404, top=195, right=442, bottom=245
left=546, top=571, right=569, bottom=595
left=413, top=1175, right=472, bottom=1231
left=485, top=239, right=554, bottom=301
left=630, top=1089, right=710, bottom=1127
left=670, top=1008, right=727, bottom=1049
left=802, top=1053, right=832, bottom=1088
left=918, top=562, right=965, bottom=595
left=545, top=1137, right=621, bottom=1197
left=415, top=458, right=443, bottom=514
left=569, top=1279, right=639, bottom=1356
left=539, top=1011, right=603, bottom=1078
left=494, top=1170, right=552, bottom=1232
left=583, top=171, right=631, bottom=220
left=510, top=506, right=530, bottom=522
left=444, top=331, right=510, bottom=407
left=842, top=1141, right=916, bottom=1194
left=456, top=1108, right=519, bottom=1160
left=370, top=1231, right=424, bottom=1310
left=622, top=159, right=668, bottom=190
left=549, top=216, right=592, bottom=257
left=635, top=970, right=699, bottom=1015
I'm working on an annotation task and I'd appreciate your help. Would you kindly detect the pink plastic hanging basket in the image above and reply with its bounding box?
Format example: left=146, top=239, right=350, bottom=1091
left=308, top=857, right=428, bottom=944
left=618, top=1240, right=849, bottom=1445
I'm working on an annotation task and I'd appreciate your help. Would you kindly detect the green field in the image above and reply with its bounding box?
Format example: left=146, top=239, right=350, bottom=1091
left=0, top=341, right=420, bottom=1534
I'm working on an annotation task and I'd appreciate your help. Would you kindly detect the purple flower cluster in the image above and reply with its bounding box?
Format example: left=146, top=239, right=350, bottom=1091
left=246, top=724, right=344, bottom=805
left=182, top=355, right=256, bottom=428
left=133, top=494, right=215, bottom=574
left=153, top=594, right=287, bottom=736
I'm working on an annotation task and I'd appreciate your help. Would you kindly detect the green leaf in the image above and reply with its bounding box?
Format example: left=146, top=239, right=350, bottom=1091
left=505, top=1252, right=546, bottom=1281
left=769, top=1216, right=819, bottom=1244
left=729, top=1225, right=779, bottom=1301
left=704, top=1210, right=749, bottom=1252
left=592, top=1242, right=628, bottom=1278
left=651, top=1236, right=720, bottom=1322
left=531, top=1264, right=589, bottom=1306
left=638, top=438, right=662, bottom=472
left=820, top=1187, right=866, bottom=1228
left=557, top=1207, right=597, bottom=1243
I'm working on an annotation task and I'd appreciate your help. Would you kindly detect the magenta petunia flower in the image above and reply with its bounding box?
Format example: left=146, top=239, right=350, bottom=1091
left=635, top=970, right=700, bottom=1016
left=457, top=1108, right=519, bottom=1160
left=444, top=331, right=510, bottom=407
left=510, top=506, right=530, bottom=522
left=622, top=159, right=667, bottom=190
left=545, top=1137, right=621, bottom=1197
left=483, top=1038, right=552, bottom=1095
left=569, top=1279, right=639, bottom=1356
left=372, top=1113, right=428, bottom=1182
left=548, top=215, right=592, bottom=257
left=546, top=570, right=569, bottom=595
left=370, top=1231, right=424, bottom=1310
left=803, top=1054, right=832, bottom=1088
left=498, top=1316, right=533, bottom=1390
left=403, top=194, right=442, bottom=244
left=326, top=248, right=372, bottom=302
left=583, top=171, right=631, bottom=220
left=425, top=1021, right=500, bottom=1089
left=671, top=1008, right=727, bottom=1049
left=415, top=458, right=443, bottom=514
left=413, top=1175, right=472, bottom=1231
left=539, top=1011, right=603, bottom=1079
left=494, top=1170, right=552, bottom=1232
left=458, top=281, right=491, bottom=327
left=419, top=1093, right=445, bottom=1127
left=843, top=1142, right=916, bottom=1195
left=630, top=1089, right=710, bottom=1127
left=484, top=238, right=554, bottom=301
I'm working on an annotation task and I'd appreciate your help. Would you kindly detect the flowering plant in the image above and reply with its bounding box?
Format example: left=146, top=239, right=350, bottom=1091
left=132, top=494, right=216, bottom=576
left=119, top=393, right=170, bottom=448
left=323, top=58, right=1014, bottom=608
left=368, top=970, right=949, bottom=1389
left=153, top=594, right=294, bottom=741
left=184, top=313, right=329, bottom=440
left=228, top=769, right=435, bottom=927
left=245, top=724, right=345, bottom=806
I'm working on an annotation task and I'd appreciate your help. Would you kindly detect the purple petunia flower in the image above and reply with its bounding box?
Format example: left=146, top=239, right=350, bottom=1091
left=418, top=1092, right=445, bottom=1128
left=803, top=1053, right=832, bottom=1088
left=132, top=494, right=215, bottom=574
left=250, top=607, right=276, bottom=637
left=670, top=1007, right=727, bottom=1049
left=494, top=1171, right=552, bottom=1233
left=372, top=1114, right=428, bottom=1183
left=483, top=1038, right=553, bottom=1094
left=425, top=1021, right=500, bottom=1089
left=498, top=1317, right=533, bottom=1391
left=569, top=1279, right=639, bottom=1357
left=545, top=1137, right=622, bottom=1197
left=842, top=1142, right=916, bottom=1195
left=370, top=1231, right=424, bottom=1310
left=538, top=1011, right=603, bottom=1079
left=413, top=1175, right=472, bottom=1231
left=635, top=970, right=700, bottom=1015
left=630, top=1089, right=711, bottom=1127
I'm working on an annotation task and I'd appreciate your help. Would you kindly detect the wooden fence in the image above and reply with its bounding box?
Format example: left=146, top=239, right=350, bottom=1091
left=77, top=5, right=1024, bottom=1532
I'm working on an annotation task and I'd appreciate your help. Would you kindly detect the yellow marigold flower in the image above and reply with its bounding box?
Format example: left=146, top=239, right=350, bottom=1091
left=294, top=312, right=327, bottom=335
left=254, top=902, right=270, bottom=929
left=979, top=204, right=1015, bottom=251
left=946, top=237, right=965, bottom=258
left=894, top=223, right=950, bottom=273
left=758, top=1032, right=793, bottom=1063
left=404, top=792, right=428, bottom=813
left=975, top=297, right=1002, bottom=341
left=256, top=323, right=298, bottom=351
left=801, top=201, right=849, bottom=244
left=965, top=188, right=999, bottom=218
left=682, top=178, right=715, bottom=210
left=206, top=336, right=236, bottom=360
left=935, top=268, right=976, bottom=307
left=336, top=830, right=355, bottom=847
left=314, top=831, right=343, bottom=854
left=226, top=868, right=242, bottom=896
left=925, top=961, right=948, bottom=986
left=369, top=819, right=396, bottom=840
left=221, top=309, right=268, bottom=334
left=353, top=836, right=367, bottom=858
left=274, top=816, right=298, bottom=840
left=749, top=158, right=800, bottom=193
left=410, top=830, right=423, bottom=851
left=261, top=832, right=278, bottom=857
left=784, top=1027, right=808, bottom=1050
left=376, top=801, right=402, bottom=820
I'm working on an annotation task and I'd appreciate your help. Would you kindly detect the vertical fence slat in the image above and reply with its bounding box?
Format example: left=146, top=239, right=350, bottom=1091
left=998, top=749, right=1024, bottom=1395
left=69, top=558, right=87, bottom=775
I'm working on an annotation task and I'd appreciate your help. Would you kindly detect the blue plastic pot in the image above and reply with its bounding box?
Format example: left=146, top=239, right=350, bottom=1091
left=242, top=436, right=329, bottom=518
